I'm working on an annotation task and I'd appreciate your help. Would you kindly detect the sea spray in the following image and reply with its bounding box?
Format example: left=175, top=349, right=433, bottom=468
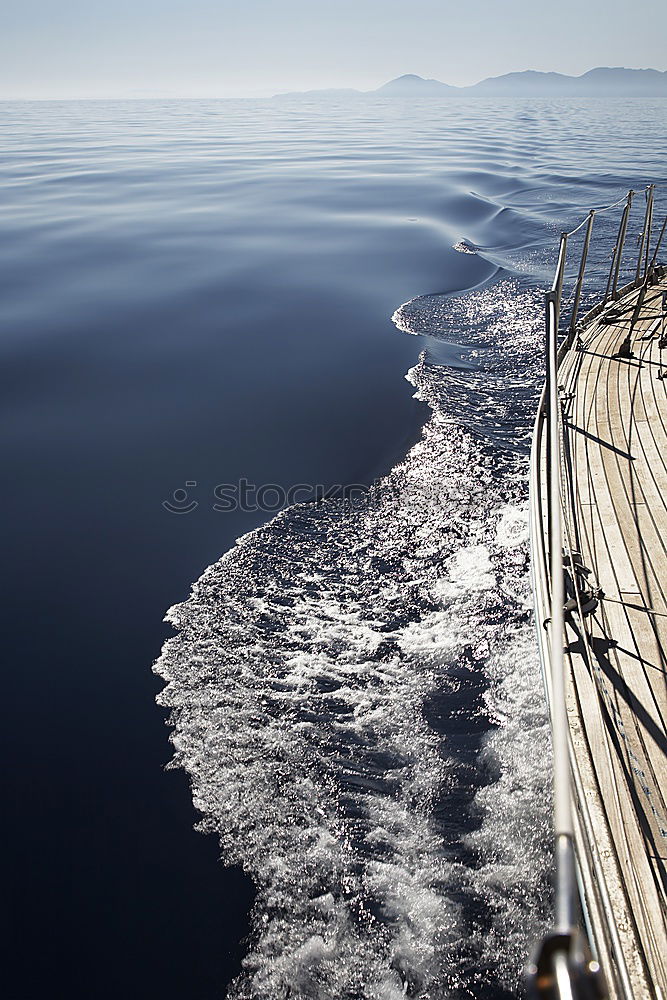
left=155, top=279, right=552, bottom=998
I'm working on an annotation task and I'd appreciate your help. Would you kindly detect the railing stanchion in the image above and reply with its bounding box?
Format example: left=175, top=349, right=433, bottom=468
left=611, top=190, right=634, bottom=299
left=570, top=211, right=595, bottom=337
left=604, top=246, right=617, bottom=303
left=554, top=232, right=569, bottom=327
left=636, top=185, right=654, bottom=283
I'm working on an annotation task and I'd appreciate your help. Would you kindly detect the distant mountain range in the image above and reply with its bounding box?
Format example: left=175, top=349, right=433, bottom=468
left=275, top=68, right=667, bottom=99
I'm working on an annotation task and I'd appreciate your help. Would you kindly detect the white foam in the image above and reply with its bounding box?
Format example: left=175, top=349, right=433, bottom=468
left=465, top=627, right=552, bottom=987
left=452, top=240, right=478, bottom=255
left=496, top=503, right=529, bottom=549
left=434, top=544, right=496, bottom=601
left=155, top=279, right=551, bottom=998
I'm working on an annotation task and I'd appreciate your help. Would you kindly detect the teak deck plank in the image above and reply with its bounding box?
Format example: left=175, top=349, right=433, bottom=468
left=542, top=274, right=667, bottom=999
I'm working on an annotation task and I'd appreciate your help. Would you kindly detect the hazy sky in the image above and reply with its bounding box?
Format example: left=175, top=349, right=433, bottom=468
left=2, top=0, right=666, bottom=99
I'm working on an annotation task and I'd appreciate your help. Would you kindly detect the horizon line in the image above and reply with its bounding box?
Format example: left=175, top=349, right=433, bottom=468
left=3, top=64, right=667, bottom=103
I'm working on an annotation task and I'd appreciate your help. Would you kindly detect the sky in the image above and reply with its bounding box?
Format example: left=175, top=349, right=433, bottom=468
left=2, top=0, right=666, bottom=100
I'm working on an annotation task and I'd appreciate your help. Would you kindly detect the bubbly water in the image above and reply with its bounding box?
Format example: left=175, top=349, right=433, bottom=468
left=156, top=271, right=554, bottom=998
left=3, top=96, right=666, bottom=999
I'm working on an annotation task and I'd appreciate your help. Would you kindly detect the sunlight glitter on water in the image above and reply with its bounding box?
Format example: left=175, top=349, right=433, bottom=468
left=156, top=278, right=553, bottom=999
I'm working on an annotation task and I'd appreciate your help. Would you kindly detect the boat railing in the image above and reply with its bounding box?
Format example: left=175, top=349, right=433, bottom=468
left=528, top=185, right=667, bottom=1000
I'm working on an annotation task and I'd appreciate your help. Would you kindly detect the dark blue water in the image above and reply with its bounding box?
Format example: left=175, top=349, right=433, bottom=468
left=2, top=97, right=666, bottom=1000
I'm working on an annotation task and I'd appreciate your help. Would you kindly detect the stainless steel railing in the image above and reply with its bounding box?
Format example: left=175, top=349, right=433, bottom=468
left=528, top=183, right=666, bottom=1000
left=555, top=184, right=662, bottom=337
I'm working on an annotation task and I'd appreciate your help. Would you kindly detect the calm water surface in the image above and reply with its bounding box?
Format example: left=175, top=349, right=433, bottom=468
left=2, top=98, right=666, bottom=999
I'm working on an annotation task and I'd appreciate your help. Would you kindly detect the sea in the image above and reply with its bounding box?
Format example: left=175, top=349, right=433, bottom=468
left=2, top=96, right=666, bottom=1000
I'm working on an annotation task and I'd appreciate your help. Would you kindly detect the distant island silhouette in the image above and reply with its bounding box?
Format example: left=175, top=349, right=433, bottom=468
left=275, top=67, right=667, bottom=99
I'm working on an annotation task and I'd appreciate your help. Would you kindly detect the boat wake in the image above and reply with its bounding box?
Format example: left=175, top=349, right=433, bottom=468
left=155, top=279, right=553, bottom=998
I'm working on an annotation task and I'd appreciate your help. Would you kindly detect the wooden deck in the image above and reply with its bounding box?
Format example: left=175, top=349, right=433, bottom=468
left=535, top=273, right=667, bottom=999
